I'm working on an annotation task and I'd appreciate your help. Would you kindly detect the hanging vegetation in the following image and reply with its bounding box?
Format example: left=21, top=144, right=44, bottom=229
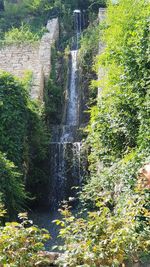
left=55, top=0, right=150, bottom=266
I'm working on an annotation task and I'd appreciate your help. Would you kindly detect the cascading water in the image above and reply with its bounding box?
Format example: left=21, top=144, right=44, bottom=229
left=66, top=50, right=78, bottom=126
left=49, top=10, right=82, bottom=209
left=30, top=10, right=87, bottom=249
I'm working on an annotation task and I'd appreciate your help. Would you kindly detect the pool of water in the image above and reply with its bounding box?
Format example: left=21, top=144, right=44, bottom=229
left=30, top=210, right=63, bottom=251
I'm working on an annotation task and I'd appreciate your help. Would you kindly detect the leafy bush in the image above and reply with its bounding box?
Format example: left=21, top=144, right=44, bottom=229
left=0, top=0, right=56, bottom=41
left=22, top=0, right=53, bottom=15
left=56, top=191, right=150, bottom=267
left=55, top=0, right=150, bottom=265
left=44, top=46, right=67, bottom=125
left=88, top=0, right=150, bottom=166
left=0, top=71, right=49, bottom=215
left=0, top=71, right=28, bottom=167
left=80, top=22, right=101, bottom=68
left=26, top=100, right=50, bottom=207
left=78, top=20, right=104, bottom=124
left=0, top=212, right=51, bottom=266
left=0, top=152, right=26, bottom=218
left=3, top=23, right=40, bottom=45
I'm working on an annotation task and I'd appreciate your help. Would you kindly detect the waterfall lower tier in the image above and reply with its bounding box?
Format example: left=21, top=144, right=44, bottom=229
left=50, top=125, right=81, bottom=143
left=49, top=142, right=81, bottom=209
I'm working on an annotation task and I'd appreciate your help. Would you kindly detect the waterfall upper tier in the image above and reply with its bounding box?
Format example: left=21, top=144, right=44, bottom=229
left=73, top=9, right=81, bottom=50
left=66, top=50, right=79, bottom=127
left=61, top=11, right=81, bottom=142
left=74, top=9, right=81, bottom=13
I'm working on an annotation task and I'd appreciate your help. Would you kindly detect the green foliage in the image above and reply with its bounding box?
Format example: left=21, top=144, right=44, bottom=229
left=56, top=0, right=150, bottom=265
left=0, top=72, right=29, bottom=217
left=22, top=0, right=53, bottom=15
left=0, top=0, right=74, bottom=40
left=0, top=71, right=49, bottom=216
left=2, top=23, right=40, bottom=45
left=0, top=71, right=28, bottom=167
left=0, top=0, right=54, bottom=40
left=4, top=0, right=54, bottom=21
left=0, top=72, right=28, bottom=217
left=0, top=0, right=107, bottom=47
left=28, top=102, right=49, bottom=162
left=45, top=46, right=67, bottom=125
left=84, top=0, right=150, bottom=216
left=80, top=22, right=101, bottom=67
left=89, top=0, right=150, bottom=165
left=54, top=0, right=106, bottom=46
left=26, top=101, right=50, bottom=206
left=0, top=152, right=26, bottom=218
left=56, top=192, right=150, bottom=267
left=0, top=197, right=7, bottom=220
left=81, top=149, right=150, bottom=208
left=88, top=0, right=106, bottom=21
left=79, top=21, right=103, bottom=107
left=0, top=212, right=51, bottom=266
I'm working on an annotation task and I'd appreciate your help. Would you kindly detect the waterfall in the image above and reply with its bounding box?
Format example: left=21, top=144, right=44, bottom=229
left=66, top=50, right=78, bottom=126
left=49, top=10, right=82, bottom=209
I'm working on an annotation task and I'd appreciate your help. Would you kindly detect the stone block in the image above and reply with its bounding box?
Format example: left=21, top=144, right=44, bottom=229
left=0, top=18, right=59, bottom=101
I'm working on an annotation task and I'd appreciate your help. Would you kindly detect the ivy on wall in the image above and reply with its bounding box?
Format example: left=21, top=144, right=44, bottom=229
left=44, top=46, right=66, bottom=125
left=0, top=72, right=28, bottom=167
left=0, top=71, right=49, bottom=217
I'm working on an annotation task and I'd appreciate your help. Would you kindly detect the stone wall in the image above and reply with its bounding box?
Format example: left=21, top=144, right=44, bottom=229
left=0, top=18, right=59, bottom=100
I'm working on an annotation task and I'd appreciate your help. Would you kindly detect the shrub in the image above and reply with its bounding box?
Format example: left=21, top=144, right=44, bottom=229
left=0, top=71, right=49, bottom=215
left=88, top=0, right=150, bottom=166
left=0, top=152, right=26, bottom=218
left=26, top=100, right=50, bottom=206
left=0, top=71, right=28, bottom=167
left=55, top=0, right=150, bottom=266
left=56, top=191, right=150, bottom=267
left=0, top=212, right=51, bottom=266
left=3, top=23, right=40, bottom=45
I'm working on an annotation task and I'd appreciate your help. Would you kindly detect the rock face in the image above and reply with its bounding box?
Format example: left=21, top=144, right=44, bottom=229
left=0, top=18, right=59, bottom=101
